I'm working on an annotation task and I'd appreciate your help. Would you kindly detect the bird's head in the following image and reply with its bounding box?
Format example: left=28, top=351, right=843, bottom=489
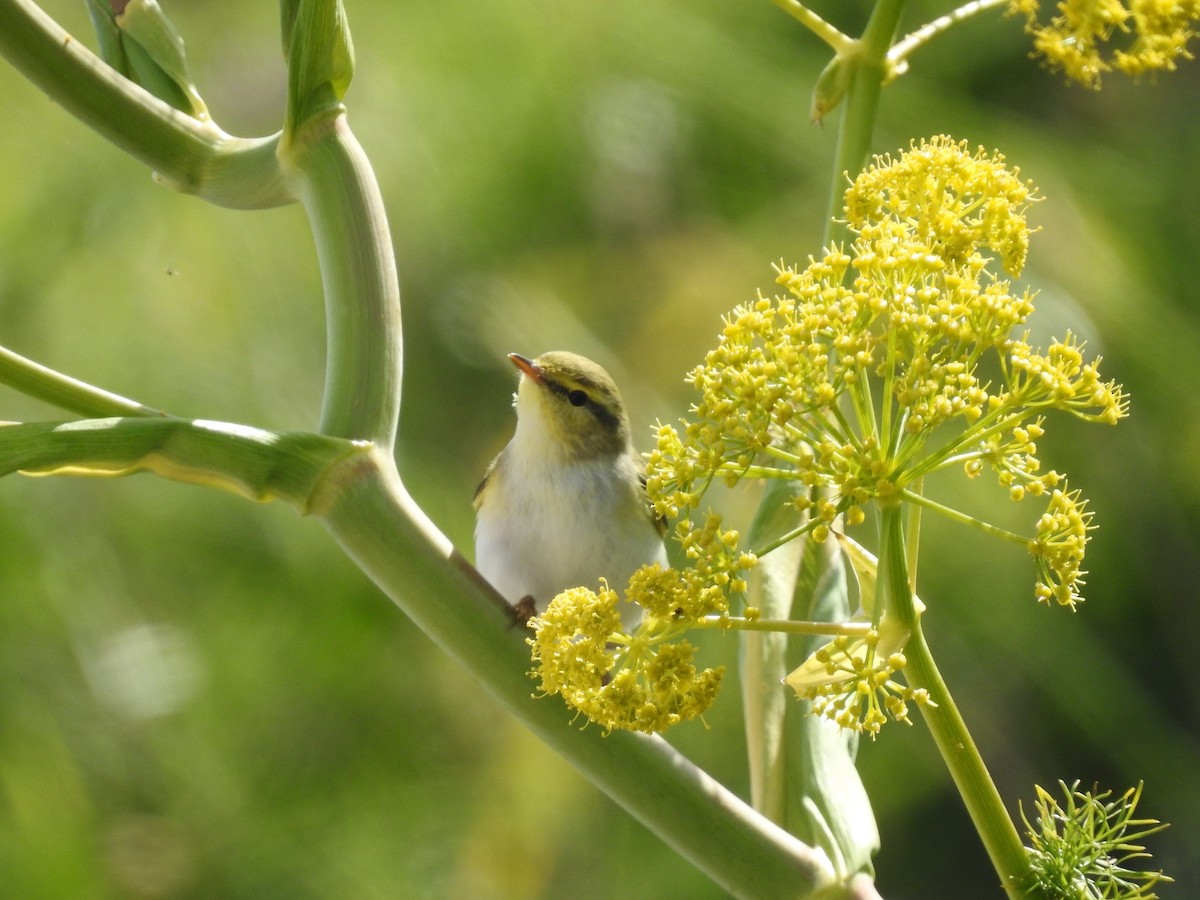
left=509, top=351, right=632, bottom=462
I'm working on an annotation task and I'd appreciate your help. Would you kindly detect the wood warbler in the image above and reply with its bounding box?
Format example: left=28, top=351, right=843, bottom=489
left=473, top=351, right=667, bottom=627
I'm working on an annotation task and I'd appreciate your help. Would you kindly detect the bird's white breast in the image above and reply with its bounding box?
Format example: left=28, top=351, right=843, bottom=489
left=474, top=446, right=666, bottom=623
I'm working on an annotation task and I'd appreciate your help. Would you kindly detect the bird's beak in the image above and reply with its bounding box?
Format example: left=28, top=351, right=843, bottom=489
left=508, top=353, right=544, bottom=384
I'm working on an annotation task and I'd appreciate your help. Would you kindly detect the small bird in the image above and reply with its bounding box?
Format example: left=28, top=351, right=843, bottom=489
left=474, top=351, right=667, bottom=628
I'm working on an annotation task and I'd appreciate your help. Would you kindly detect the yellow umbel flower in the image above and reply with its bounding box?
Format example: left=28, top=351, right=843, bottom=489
left=531, top=136, right=1128, bottom=737
left=1011, top=0, right=1200, bottom=87
left=528, top=522, right=752, bottom=734
left=1031, top=488, right=1093, bottom=608
left=785, top=628, right=935, bottom=738
left=844, top=136, right=1038, bottom=275
left=527, top=576, right=727, bottom=734
left=646, top=136, right=1126, bottom=610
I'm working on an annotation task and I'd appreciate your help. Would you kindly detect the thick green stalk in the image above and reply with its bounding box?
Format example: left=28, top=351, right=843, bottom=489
left=0, top=0, right=290, bottom=209
left=822, top=0, right=907, bottom=241
left=0, top=417, right=362, bottom=504
left=876, top=504, right=1034, bottom=898
left=316, top=449, right=850, bottom=900
left=282, top=113, right=402, bottom=447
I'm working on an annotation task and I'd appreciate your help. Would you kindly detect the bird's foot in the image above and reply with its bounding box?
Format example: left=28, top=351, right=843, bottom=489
left=508, top=595, right=538, bottom=629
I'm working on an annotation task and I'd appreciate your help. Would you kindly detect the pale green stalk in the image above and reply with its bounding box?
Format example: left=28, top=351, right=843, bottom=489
left=902, top=487, right=1033, bottom=547
left=876, top=503, right=1034, bottom=898
left=772, top=0, right=857, bottom=55
left=0, top=417, right=362, bottom=503
left=889, top=0, right=1011, bottom=70
left=315, top=450, right=848, bottom=900
left=0, top=344, right=165, bottom=418
left=705, top=616, right=874, bottom=637
left=282, top=116, right=402, bottom=447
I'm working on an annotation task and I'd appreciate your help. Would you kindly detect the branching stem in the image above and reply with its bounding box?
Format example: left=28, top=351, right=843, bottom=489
left=901, top=487, right=1032, bottom=548
left=0, top=343, right=164, bottom=419
left=890, top=0, right=1012, bottom=72
left=695, top=615, right=874, bottom=637
left=772, top=0, right=858, bottom=55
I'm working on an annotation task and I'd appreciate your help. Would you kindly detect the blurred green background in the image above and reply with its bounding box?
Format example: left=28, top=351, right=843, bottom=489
left=1, top=0, right=1197, bottom=897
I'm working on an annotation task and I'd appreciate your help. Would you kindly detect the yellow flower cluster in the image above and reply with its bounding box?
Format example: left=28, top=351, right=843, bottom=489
left=646, top=136, right=1126, bottom=608
left=1007, top=331, right=1127, bottom=424
left=1032, top=488, right=1093, bottom=608
left=527, top=515, right=754, bottom=734
left=1011, top=0, right=1200, bottom=87
left=528, top=583, right=623, bottom=716
left=785, top=630, right=934, bottom=737
left=670, top=513, right=757, bottom=609
left=844, top=137, right=1038, bottom=276
left=527, top=574, right=726, bottom=734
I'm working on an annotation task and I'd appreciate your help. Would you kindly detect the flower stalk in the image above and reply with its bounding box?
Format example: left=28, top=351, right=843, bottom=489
left=820, top=0, right=907, bottom=234
left=876, top=504, right=1034, bottom=898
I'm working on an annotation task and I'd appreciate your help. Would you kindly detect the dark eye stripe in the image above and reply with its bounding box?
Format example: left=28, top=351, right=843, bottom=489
left=548, top=381, right=622, bottom=432
left=582, top=396, right=622, bottom=432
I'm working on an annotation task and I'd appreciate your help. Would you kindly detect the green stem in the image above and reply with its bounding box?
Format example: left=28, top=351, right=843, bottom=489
left=0, top=343, right=165, bottom=418
left=822, top=0, right=908, bottom=242
left=905, top=477, right=923, bottom=586
left=697, top=616, right=873, bottom=637
left=876, top=504, right=1034, bottom=898
left=751, top=516, right=820, bottom=558
left=901, top=488, right=1032, bottom=548
left=282, top=112, right=402, bottom=448
left=315, top=450, right=848, bottom=899
left=772, top=0, right=857, bottom=54
left=0, top=417, right=361, bottom=505
left=889, top=0, right=1010, bottom=71
left=0, top=0, right=291, bottom=209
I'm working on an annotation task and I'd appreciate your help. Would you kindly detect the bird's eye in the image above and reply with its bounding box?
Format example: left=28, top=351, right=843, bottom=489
left=567, top=389, right=588, bottom=407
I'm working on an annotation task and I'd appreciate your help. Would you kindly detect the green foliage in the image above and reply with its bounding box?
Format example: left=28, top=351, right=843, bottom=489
left=1023, top=781, right=1172, bottom=899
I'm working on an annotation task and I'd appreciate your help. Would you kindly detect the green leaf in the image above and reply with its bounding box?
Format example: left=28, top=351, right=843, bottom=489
left=84, top=0, right=128, bottom=72
left=811, top=52, right=854, bottom=124
left=282, top=0, right=355, bottom=136
left=835, top=531, right=926, bottom=623
left=741, top=480, right=879, bottom=879
left=742, top=479, right=811, bottom=819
